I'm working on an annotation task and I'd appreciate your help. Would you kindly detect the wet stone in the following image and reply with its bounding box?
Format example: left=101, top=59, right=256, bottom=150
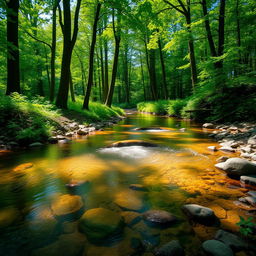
left=202, top=240, right=234, bottom=256
left=51, top=194, right=83, bottom=218
left=79, top=208, right=124, bottom=242
left=155, top=240, right=185, bottom=256
left=143, top=210, right=176, bottom=227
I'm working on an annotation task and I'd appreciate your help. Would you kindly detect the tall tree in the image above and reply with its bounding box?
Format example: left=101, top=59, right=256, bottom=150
left=55, top=0, right=81, bottom=109
left=163, top=0, right=198, bottom=90
left=105, top=8, right=121, bottom=107
left=83, top=2, right=102, bottom=110
left=6, top=0, right=20, bottom=95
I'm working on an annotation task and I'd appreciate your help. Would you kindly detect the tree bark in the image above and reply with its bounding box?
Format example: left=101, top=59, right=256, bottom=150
left=49, top=0, right=59, bottom=102
left=83, top=2, right=101, bottom=109
left=158, top=39, right=168, bottom=99
left=148, top=49, right=158, bottom=100
left=6, top=0, right=20, bottom=95
left=70, top=70, right=76, bottom=102
left=56, top=0, right=81, bottom=109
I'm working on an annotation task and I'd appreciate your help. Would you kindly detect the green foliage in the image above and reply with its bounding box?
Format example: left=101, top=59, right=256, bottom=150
left=237, top=216, right=255, bottom=237
left=137, top=100, right=169, bottom=114
left=68, top=96, right=124, bottom=123
left=167, top=99, right=188, bottom=117
left=0, top=93, right=60, bottom=145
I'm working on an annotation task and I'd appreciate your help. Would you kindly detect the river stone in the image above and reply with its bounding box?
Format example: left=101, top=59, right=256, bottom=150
left=248, top=135, right=256, bottom=145
left=115, top=190, right=144, bottom=212
left=0, top=207, right=20, bottom=228
left=143, top=210, right=176, bottom=227
left=155, top=240, right=185, bottom=256
left=58, top=139, right=71, bottom=144
left=215, top=158, right=256, bottom=177
left=219, top=147, right=235, bottom=153
left=129, top=184, right=148, bottom=191
left=79, top=208, right=124, bottom=241
left=203, top=123, right=215, bottom=129
left=13, top=162, right=33, bottom=172
left=107, top=140, right=158, bottom=148
left=51, top=194, right=83, bottom=217
left=247, top=191, right=256, bottom=198
left=202, top=240, right=234, bottom=256
left=240, top=175, right=256, bottom=186
left=77, top=129, right=89, bottom=135
left=182, top=204, right=216, bottom=225
left=214, top=229, right=246, bottom=252
left=217, top=156, right=229, bottom=163
left=208, top=146, right=217, bottom=152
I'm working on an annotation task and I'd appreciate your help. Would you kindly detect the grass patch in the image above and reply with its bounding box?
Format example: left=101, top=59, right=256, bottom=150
left=137, top=100, right=169, bottom=114
left=68, top=96, right=124, bottom=123
left=0, top=93, right=124, bottom=145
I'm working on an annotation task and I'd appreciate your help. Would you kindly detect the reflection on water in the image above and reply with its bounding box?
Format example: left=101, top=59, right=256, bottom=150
left=0, top=113, right=253, bottom=255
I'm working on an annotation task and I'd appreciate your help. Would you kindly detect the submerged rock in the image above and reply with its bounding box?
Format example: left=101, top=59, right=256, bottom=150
left=215, top=158, right=256, bottom=177
left=51, top=194, right=83, bottom=217
left=155, top=240, right=185, bottom=256
left=202, top=240, right=234, bottom=256
left=115, top=190, right=144, bottom=212
left=143, top=210, right=176, bottom=227
left=107, top=140, right=158, bottom=148
left=182, top=204, right=216, bottom=225
left=214, top=229, right=246, bottom=252
left=79, top=208, right=124, bottom=242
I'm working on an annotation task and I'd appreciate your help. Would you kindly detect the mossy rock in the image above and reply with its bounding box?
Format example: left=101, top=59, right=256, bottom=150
left=79, top=208, right=124, bottom=242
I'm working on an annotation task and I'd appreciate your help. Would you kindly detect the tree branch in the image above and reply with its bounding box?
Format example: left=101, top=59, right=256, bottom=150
left=163, top=0, right=186, bottom=15
left=58, top=2, right=64, bottom=34
left=71, top=0, right=82, bottom=46
left=24, top=30, right=52, bottom=50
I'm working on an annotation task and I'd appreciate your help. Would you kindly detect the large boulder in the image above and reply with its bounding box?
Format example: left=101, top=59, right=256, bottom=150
left=215, top=158, right=256, bottom=177
left=182, top=204, right=217, bottom=225
left=214, top=229, right=246, bottom=252
left=155, top=240, right=185, bottom=256
left=79, top=208, right=124, bottom=242
left=51, top=194, right=83, bottom=218
left=143, top=210, right=176, bottom=227
left=202, top=240, right=234, bottom=256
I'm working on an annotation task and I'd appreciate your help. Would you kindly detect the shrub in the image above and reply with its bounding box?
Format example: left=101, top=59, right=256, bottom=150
left=167, top=99, right=188, bottom=117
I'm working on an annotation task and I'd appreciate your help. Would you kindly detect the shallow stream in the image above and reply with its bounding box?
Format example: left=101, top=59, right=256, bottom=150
left=0, top=113, right=251, bottom=256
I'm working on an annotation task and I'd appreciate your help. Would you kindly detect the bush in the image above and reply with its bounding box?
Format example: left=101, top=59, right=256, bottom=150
left=167, top=99, right=188, bottom=117
left=137, top=100, right=169, bottom=114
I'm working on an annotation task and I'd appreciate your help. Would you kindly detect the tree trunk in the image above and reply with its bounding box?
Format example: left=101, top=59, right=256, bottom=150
left=105, top=37, right=121, bottom=107
left=56, top=0, right=81, bottom=109
left=158, top=39, right=168, bottom=99
left=201, top=0, right=217, bottom=58
left=148, top=49, right=158, bottom=100
left=139, top=52, right=146, bottom=101
left=6, top=0, right=20, bottom=95
left=186, top=13, right=197, bottom=90
left=70, top=71, right=76, bottom=102
left=49, top=1, right=58, bottom=102
left=123, top=44, right=130, bottom=103
left=83, top=2, right=101, bottom=109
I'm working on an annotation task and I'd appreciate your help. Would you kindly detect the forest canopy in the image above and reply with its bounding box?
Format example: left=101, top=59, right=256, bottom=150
left=0, top=0, right=255, bottom=121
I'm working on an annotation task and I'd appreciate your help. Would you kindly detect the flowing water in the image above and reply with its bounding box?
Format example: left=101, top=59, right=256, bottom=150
left=0, top=113, right=251, bottom=256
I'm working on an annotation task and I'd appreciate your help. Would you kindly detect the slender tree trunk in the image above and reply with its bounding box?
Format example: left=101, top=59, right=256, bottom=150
left=105, top=37, right=121, bottom=107
left=6, top=0, right=20, bottom=95
left=56, top=0, right=81, bottom=109
left=148, top=49, right=158, bottom=100
left=70, top=71, right=76, bottom=102
left=49, top=1, right=58, bottom=102
left=236, top=0, right=242, bottom=70
left=99, top=41, right=105, bottom=102
left=140, top=52, right=146, bottom=101
left=202, top=0, right=217, bottom=58
left=104, top=40, right=109, bottom=102
left=158, top=39, right=168, bottom=99
left=216, top=0, right=226, bottom=69
left=83, top=2, right=101, bottom=109
left=186, top=13, right=197, bottom=90
left=123, top=44, right=130, bottom=103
